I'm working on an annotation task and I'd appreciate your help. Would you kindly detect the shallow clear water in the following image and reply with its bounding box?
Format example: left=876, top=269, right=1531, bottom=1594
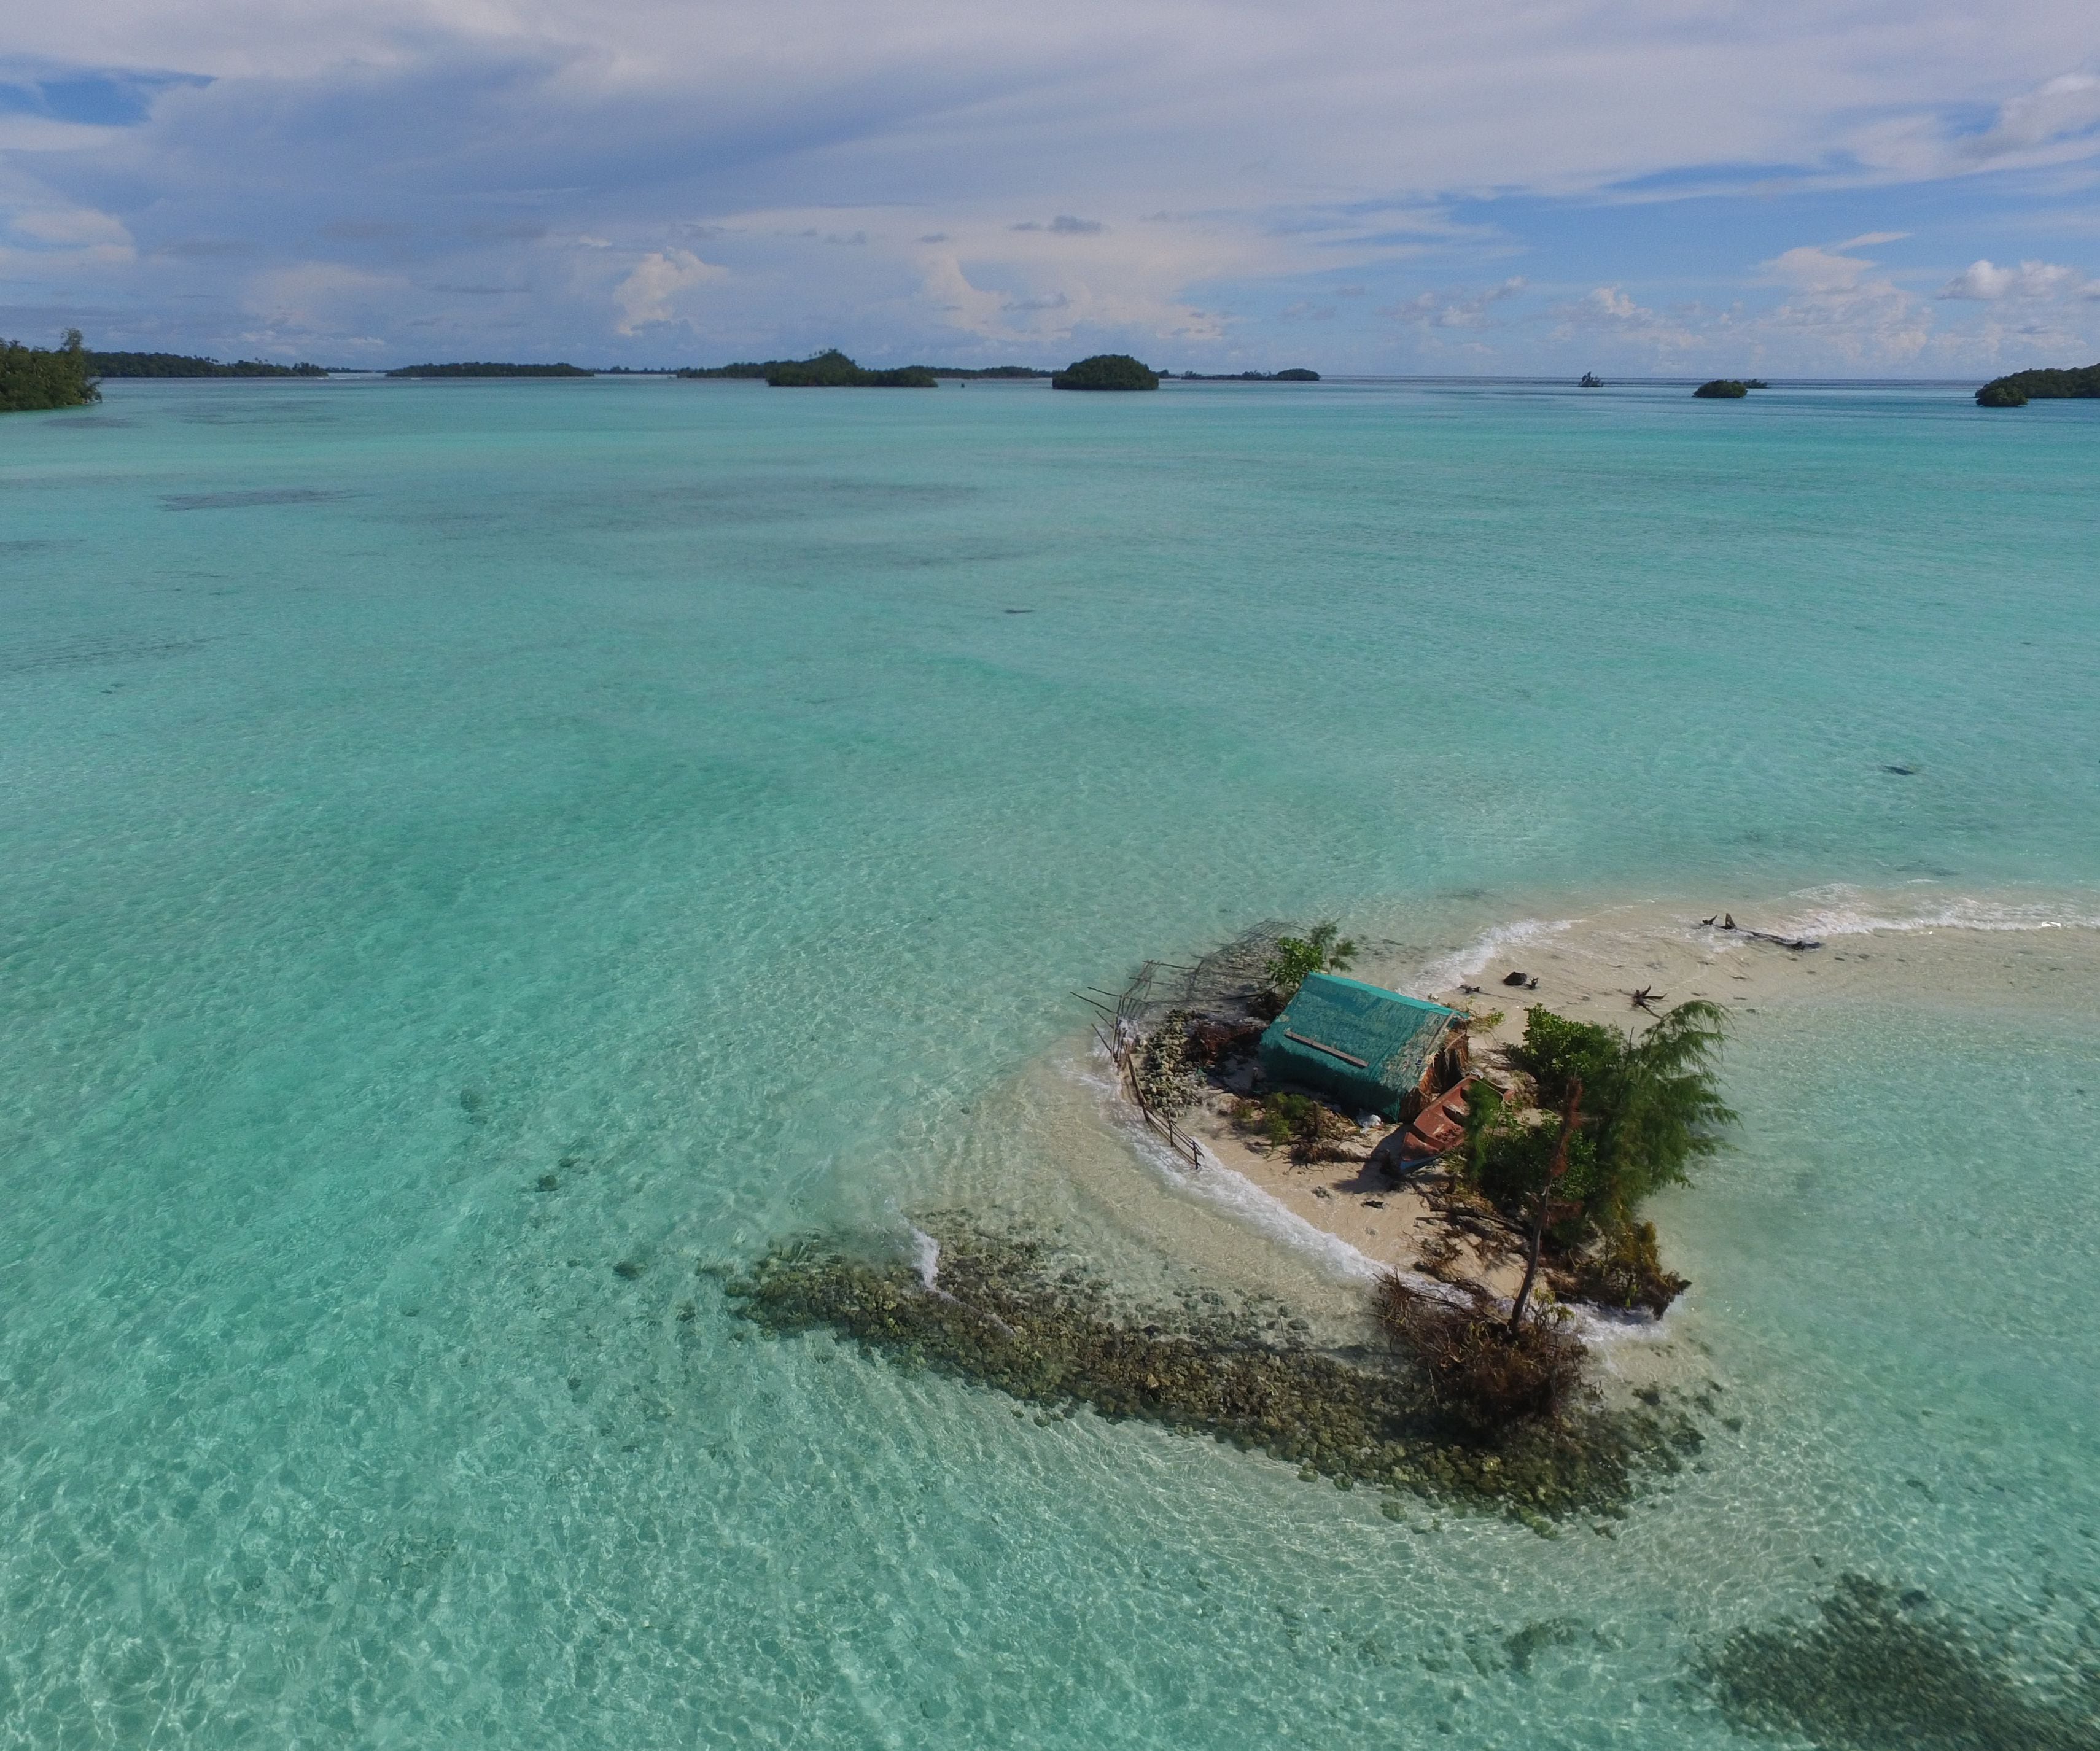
left=2, top=377, right=2097, bottom=1745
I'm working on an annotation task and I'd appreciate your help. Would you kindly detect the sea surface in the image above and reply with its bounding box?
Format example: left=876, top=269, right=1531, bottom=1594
left=2, top=375, right=2096, bottom=1747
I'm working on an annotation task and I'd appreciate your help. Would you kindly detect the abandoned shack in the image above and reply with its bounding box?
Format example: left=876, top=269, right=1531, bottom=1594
left=1257, top=973, right=1457, bottom=1117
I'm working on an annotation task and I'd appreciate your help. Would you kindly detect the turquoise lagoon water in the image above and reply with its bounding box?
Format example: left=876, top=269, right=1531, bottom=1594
left=2, top=376, right=2098, bottom=1745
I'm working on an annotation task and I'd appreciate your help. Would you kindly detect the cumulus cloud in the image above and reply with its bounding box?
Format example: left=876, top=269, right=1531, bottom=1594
left=1938, top=258, right=2098, bottom=301
left=1387, top=276, right=1525, bottom=328
left=611, top=248, right=725, bottom=333
left=4, top=4, right=2099, bottom=366
left=1749, top=236, right=1927, bottom=362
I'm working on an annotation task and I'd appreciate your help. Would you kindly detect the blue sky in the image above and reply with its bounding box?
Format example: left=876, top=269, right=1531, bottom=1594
left=2, top=1, right=2098, bottom=373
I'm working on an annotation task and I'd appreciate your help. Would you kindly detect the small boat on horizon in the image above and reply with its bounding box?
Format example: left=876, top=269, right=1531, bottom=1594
left=1579, top=371, right=1603, bottom=388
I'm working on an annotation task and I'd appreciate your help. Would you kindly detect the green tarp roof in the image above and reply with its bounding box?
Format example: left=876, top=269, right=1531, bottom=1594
left=1258, top=973, right=1456, bottom=1116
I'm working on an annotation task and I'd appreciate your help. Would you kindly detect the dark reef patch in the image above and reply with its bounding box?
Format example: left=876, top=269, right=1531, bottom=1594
left=161, top=488, right=346, bottom=511
left=722, top=1220, right=1702, bottom=1524
left=1699, top=1573, right=2100, bottom=1751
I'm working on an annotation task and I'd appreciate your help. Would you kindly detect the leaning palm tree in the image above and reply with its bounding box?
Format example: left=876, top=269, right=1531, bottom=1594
left=1264, top=921, right=1358, bottom=999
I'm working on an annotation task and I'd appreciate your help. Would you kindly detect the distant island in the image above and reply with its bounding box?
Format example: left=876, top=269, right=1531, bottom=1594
left=1975, top=362, right=2100, bottom=407
left=1694, top=379, right=1749, bottom=399
left=675, top=351, right=1052, bottom=386
left=88, top=352, right=325, bottom=378
left=386, top=362, right=594, bottom=378
left=1579, top=372, right=1603, bottom=388
left=1175, top=368, right=1319, bottom=382
left=1, top=329, right=100, bottom=413
left=761, top=351, right=936, bottom=387
left=1051, top=354, right=1159, bottom=392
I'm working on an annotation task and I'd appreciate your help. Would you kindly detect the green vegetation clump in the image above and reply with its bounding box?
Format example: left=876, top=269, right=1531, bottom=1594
left=725, top=1222, right=1701, bottom=1520
left=87, top=352, right=325, bottom=378
left=1051, top=353, right=1160, bottom=391
left=1554, top=1221, right=1688, bottom=1316
left=385, top=362, right=594, bottom=378
left=1232, top=1090, right=1354, bottom=1159
left=1, top=329, right=100, bottom=413
left=676, top=360, right=776, bottom=379
left=1694, top=379, right=1750, bottom=398
left=1700, top=1573, right=2100, bottom=1751
left=763, top=350, right=937, bottom=387
left=1975, top=362, right=2100, bottom=406
left=1457, top=1001, right=1730, bottom=1312
left=1262, top=921, right=1357, bottom=1000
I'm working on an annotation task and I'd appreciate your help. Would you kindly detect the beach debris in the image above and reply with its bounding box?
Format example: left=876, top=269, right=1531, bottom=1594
left=1459, top=982, right=1484, bottom=996
left=1391, top=1076, right=1478, bottom=1165
left=1703, top=913, right=1817, bottom=948
left=1502, top=969, right=1531, bottom=986
left=1628, top=987, right=1665, bottom=1013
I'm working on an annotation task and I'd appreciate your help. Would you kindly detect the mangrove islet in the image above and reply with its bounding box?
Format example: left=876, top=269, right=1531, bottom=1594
left=1, top=328, right=101, bottom=413
left=1051, top=353, right=1161, bottom=391
left=1974, top=360, right=2100, bottom=407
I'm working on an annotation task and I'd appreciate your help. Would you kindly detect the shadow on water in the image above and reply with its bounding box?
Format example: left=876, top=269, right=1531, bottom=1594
left=1699, top=1572, right=2100, bottom=1750
left=160, top=489, right=348, bottom=511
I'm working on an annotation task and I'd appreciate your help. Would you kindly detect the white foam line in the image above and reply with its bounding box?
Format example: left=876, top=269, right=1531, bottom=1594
left=1071, top=1038, right=1388, bottom=1283
left=1411, top=916, right=1575, bottom=995
left=907, top=1225, right=942, bottom=1291
left=1768, top=884, right=2100, bottom=939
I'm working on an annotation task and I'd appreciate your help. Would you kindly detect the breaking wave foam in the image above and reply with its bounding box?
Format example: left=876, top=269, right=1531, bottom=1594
left=1763, top=884, right=2100, bottom=940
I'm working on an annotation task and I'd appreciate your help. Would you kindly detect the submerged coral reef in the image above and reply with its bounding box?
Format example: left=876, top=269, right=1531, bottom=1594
left=723, top=1221, right=1703, bottom=1524
left=1700, top=1572, right=2100, bottom=1751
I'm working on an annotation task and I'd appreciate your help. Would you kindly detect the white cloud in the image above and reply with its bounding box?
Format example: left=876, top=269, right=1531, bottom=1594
left=11, top=206, right=132, bottom=246
left=1761, top=243, right=1878, bottom=293
left=1938, top=258, right=2098, bottom=301
left=1961, top=72, right=2100, bottom=162
left=7, top=5, right=2100, bottom=367
left=1387, top=276, right=1525, bottom=328
left=610, top=247, right=725, bottom=333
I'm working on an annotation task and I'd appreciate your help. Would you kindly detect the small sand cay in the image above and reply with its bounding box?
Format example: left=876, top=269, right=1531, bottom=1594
left=1106, top=893, right=2100, bottom=1313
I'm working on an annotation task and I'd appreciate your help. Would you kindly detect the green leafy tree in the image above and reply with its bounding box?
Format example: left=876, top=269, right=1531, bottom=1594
left=1050, top=354, right=1159, bottom=390
left=1974, top=361, right=2099, bottom=406
left=764, top=350, right=936, bottom=387
left=0, top=328, right=100, bottom=413
left=1263, top=922, right=1358, bottom=999
left=1461, top=1000, right=1732, bottom=1242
